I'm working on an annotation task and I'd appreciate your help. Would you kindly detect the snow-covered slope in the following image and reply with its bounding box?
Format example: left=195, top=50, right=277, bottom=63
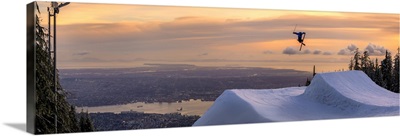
left=193, top=71, right=399, bottom=126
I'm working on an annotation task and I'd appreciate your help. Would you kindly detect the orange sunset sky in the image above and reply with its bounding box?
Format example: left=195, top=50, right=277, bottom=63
left=36, top=2, right=399, bottom=72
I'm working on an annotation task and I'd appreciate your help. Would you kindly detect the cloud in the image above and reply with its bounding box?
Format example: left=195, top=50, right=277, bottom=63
left=282, top=47, right=334, bottom=56
left=262, top=50, right=274, bottom=54
left=73, top=51, right=90, bottom=56
left=337, top=43, right=388, bottom=56
left=323, top=52, right=333, bottom=55
left=198, top=53, right=209, bottom=56
left=338, top=44, right=358, bottom=55
left=347, top=44, right=358, bottom=51
left=283, top=47, right=298, bottom=55
left=313, top=50, right=322, bottom=55
left=282, top=47, right=312, bottom=55
left=302, top=49, right=311, bottom=54
left=365, top=43, right=387, bottom=56
left=337, top=50, right=349, bottom=55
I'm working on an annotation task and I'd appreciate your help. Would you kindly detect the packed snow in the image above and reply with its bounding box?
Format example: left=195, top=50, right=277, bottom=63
left=193, top=71, right=399, bottom=126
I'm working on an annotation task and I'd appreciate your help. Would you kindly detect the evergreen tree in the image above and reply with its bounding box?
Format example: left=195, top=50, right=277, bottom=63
left=361, top=51, right=369, bottom=71
left=349, top=57, right=354, bottom=70
left=374, top=58, right=384, bottom=86
left=69, top=106, right=80, bottom=132
left=305, top=77, right=311, bottom=86
left=34, top=16, right=54, bottom=133
left=392, top=48, right=399, bottom=93
left=353, top=48, right=361, bottom=70
left=79, top=110, right=85, bottom=132
left=367, top=59, right=376, bottom=81
left=360, top=51, right=370, bottom=77
left=84, top=113, right=95, bottom=132
left=381, top=50, right=393, bottom=91
left=360, top=51, right=376, bottom=80
left=79, top=110, right=95, bottom=132
left=34, top=4, right=94, bottom=134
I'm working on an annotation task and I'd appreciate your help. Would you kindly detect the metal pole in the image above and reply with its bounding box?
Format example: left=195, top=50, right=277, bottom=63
left=53, top=11, right=58, bottom=134
left=48, top=6, right=57, bottom=133
left=48, top=8, right=51, bottom=65
left=49, top=2, right=71, bottom=133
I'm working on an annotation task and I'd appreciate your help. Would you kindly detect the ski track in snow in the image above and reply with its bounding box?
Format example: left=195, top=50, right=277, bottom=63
left=193, top=70, right=400, bottom=126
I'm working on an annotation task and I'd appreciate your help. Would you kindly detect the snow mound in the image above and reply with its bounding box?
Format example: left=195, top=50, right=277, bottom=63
left=193, top=71, right=399, bottom=126
left=302, top=71, right=399, bottom=114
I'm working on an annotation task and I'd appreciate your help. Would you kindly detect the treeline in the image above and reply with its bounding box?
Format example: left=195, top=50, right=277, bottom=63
left=34, top=5, right=94, bottom=134
left=348, top=48, right=399, bottom=93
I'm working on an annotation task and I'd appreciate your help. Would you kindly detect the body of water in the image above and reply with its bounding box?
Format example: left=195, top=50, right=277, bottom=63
left=77, top=99, right=214, bottom=116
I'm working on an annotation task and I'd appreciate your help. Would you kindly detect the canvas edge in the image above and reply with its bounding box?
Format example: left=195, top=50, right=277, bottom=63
left=26, top=1, right=36, bottom=134
left=24, top=1, right=400, bottom=135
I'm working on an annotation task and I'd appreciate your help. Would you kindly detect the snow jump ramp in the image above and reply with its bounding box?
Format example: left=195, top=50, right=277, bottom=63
left=193, top=70, right=399, bottom=126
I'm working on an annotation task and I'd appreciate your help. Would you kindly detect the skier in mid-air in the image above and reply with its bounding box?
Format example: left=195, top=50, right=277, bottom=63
left=293, top=31, right=306, bottom=51
left=293, top=31, right=306, bottom=46
left=292, top=24, right=307, bottom=51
